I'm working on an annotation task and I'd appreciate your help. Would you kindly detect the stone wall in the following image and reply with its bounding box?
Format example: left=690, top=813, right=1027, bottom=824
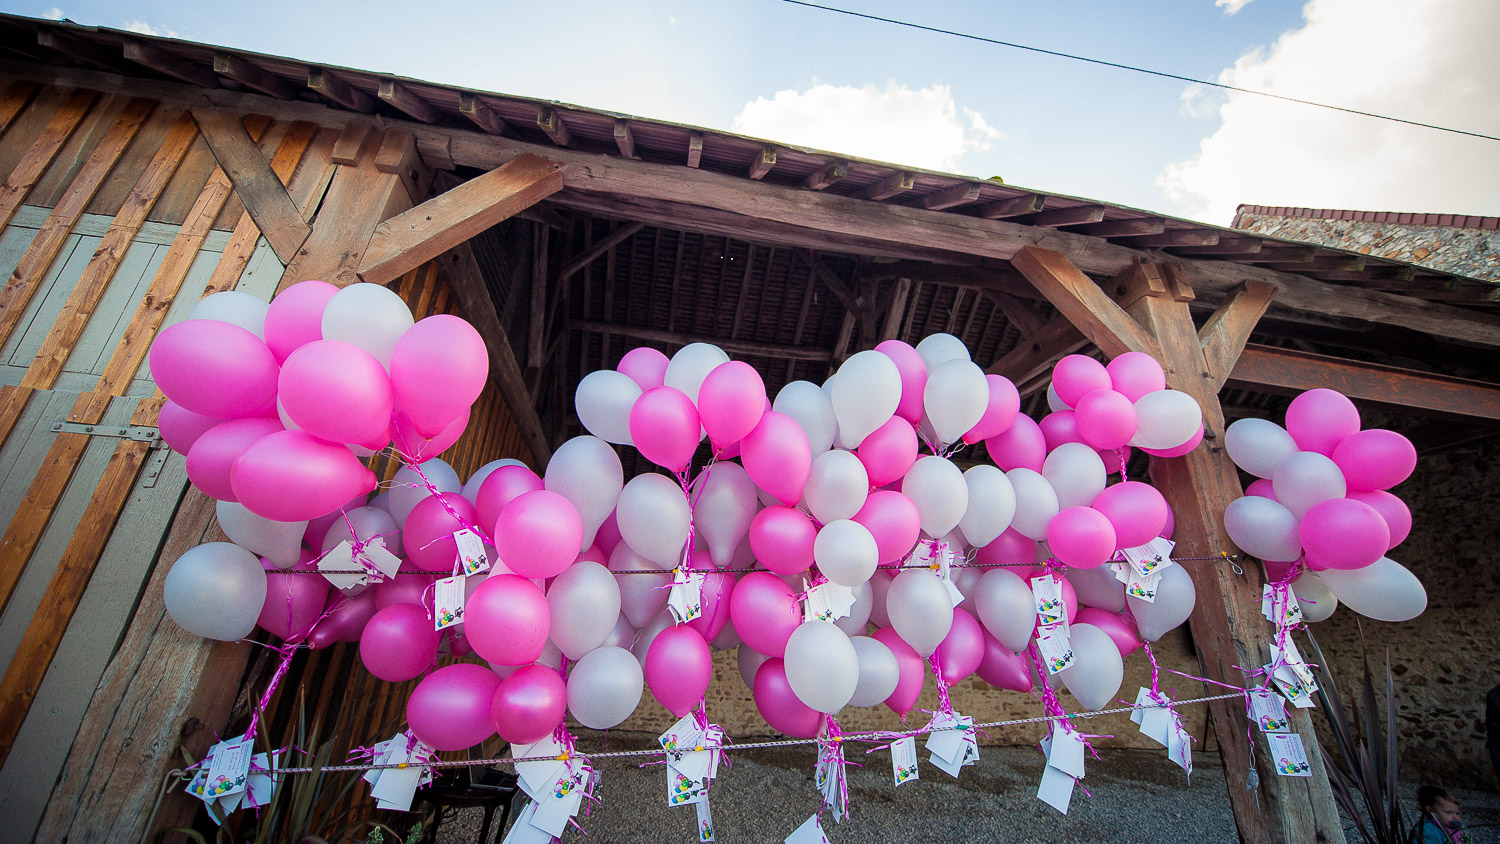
left=1235, top=211, right=1500, bottom=282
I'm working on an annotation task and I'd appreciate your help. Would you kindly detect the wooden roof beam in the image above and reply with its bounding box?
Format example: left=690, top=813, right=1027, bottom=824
left=36, top=29, right=133, bottom=74
left=1245, top=245, right=1317, bottom=263
left=213, top=53, right=296, bottom=99
left=537, top=106, right=572, bottom=147
left=1011, top=248, right=1161, bottom=359
left=1263, top=255, right=1367, bottom=273
left=918, top=183, right=981, bottom=211
left=459, top=93, right=507, bottom=134
left=981, top=288, right=1045, bottom=335
left=799, top=251, right=863, bottom=315
left=987, top=311, right=1089, bottom=389
left=879, top=276, right=913, bottom=341
left=1170, top=238, right=1264, bottom=256
left=976, top=192, right=1044, bottom=220
left=802, top=160, right=847, bottom=191
left=1124, top=230, right=1220, bottom=247
left=856, top=171, right=914, bottom=201
left=1025, top=205, right=1106, bottom=228
left=1198, top=280, right=1278, bottom=388
left=613, top=119, right=636, bottom=158
left=1076, top=217, right=1165, bottom=238
left=686, top=132, right=703, bottom=168
left=570, top=319, right=831, bottom=362
left=559, top=220, right=644, bottom=280
left=190, top=107, right=310, bottom=264
left=122, top=41, right=218, bottom=88
left=378, top=78, right=440, bottom=124
left=308, top=67, right=373, bottom=111
left=746, top=145, right=777, bottom=180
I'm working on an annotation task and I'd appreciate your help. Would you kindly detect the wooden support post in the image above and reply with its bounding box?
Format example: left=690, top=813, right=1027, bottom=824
left=190, top=108, right=311, bottom=263
left=528, top=222, right=549, bottom=377
left=879, top=277, right=913, bottom=341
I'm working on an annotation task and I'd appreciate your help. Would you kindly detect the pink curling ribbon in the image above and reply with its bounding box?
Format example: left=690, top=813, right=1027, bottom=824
left=243, top=641, right=298, bottom=744
left=397, top=453, right=494, bottom=547
left=814, top=715, right=856, bottom=821
left=926, top=653, right=955, bottom=717
left=336, top=506, right=388, bottom=581
left=1116, top=446, right=1130, bottom=483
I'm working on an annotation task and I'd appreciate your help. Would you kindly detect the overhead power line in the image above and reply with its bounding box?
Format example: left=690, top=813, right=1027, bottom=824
left=782, top=0, right=1500, bottom=143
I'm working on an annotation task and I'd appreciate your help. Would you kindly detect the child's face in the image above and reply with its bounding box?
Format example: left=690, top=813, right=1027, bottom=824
left=1428, top=797, right=1462, bottom=828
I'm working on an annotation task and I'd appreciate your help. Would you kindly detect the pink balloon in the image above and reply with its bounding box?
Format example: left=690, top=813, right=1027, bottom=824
left=390, top=405, right=467, bottom=461
left=149, top=319, right=279, bottom=418
left=265, top=280, right=337, bottom=364
left=1075, top=607, right=1141, bottom=656
left=630, top=386, right=700, bottom=472
left=740, top=411, right=811, bottom=507
left=753, top=658, right=824, bottom=738
left=1073, top=389, right=1138, bottom=451
left=617, top=347, right=669, bottom=390
left=1262, top=558, right=1297, bottom=582
left=749, top=507, right=816, bottom=576
left=1046, top=507, right=1117, bottom=569
left=360, top=603, right=440, bottom=681
left=687, top=571, right=738, bottom=641
left=1285, top=388, right=1361, bottom=456
left=1160, top=507, right=1175, bottom=540
left=405, top=493, right=482, bottom=572
left=258, top=569, right=331, bottom=642
left=159, top=401, right=229, bottom=455
left=1300, top=498, right=1389, bottom=571
left=1039, top=410, right=1083, bottom=452
left=1347, top=489, right=1411, bottom=550
left=1106, top=352, right=1166, bottom=402
left=230, top=430, right=376, bottom=521
left=407, top=663, right=500, bottom=751
left=986, top=414, right=1046, bottom=472
left=645, top=625, right=712, bottom=717
left=577, top=544, right=608, bottom=566
left=857, top=416, right=918, bottom=487
left=1091, top=482, right=1170, bottom=549
left=963, top=375, right=1022, bottom=444
left=1053, top=355, right=1112, bottom=407
left=1332, top=429, right=1417, bottom=491
left=594, top=509, right=623, bottom=558
left=466, top=574, right=550, bottom=665
left=1245, top=478, right=1278, bottom=501
left=729, top=572, right=801, bottom=657
left=495, top=490, right=583, bottom=579
left=476, top=465, right=544, bottom=538
left=852, top=491, right=921, bottom=566
left=977, top=633, right=1033, bottom=692
left=375, top=573, right=436, bottom=610
left=698, top=361, right=766, bottom=452
left=934, top=608, right=985, bottom=684
left=1140, top=424, right=1204, bottom=458
left=1098, top=445, right=1132, bottom=474
left=870, top=627, right=925, bottom=717
left=875, top=339, right=928, bottom=425
left=390, top=314, right=488, bottom=437
left=187, top=417, right=283, bottom=501
left=491, top=664, right=567, bottom=744
left=974, top=529, right=1039, bottom=576
left=304, top=495, right=367, bottom=547
left=279, top=340, right=393, bottom=445
left=307, top=588, right=379, bottom=649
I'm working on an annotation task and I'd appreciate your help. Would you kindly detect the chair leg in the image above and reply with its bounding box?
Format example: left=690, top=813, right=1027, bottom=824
left=477, top=803, right=495, bottom=844
left=493, top=793, right=516, bottom=843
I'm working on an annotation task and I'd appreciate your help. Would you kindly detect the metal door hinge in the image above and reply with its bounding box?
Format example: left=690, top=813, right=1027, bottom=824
left=50, top=421, right=172, bottom=487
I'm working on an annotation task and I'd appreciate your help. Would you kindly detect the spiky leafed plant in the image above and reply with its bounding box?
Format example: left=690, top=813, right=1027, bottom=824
left=1306, top=629, right=1410, bottom=844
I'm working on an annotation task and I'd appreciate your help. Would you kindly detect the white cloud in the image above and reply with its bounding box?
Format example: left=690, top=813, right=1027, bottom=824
left=41, top=7, right=64, bottom=20
left=1216, top=0, right=1254, bottom=14
left=731, top=82, right=1005, bottom=174
left=123, top=19, right=177, bottom=38
left=1158, top=0, right=1500, bottom=224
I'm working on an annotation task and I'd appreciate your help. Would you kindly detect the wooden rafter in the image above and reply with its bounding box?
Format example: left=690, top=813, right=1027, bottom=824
left=537, top=106, right=572, bottom=146
left=559, top=220, right=644, bottom=281
left=1127, top=230, right=1220, bottom=247
left=459, top=93, right=506, bottom=134
left=801, top=160, right=847, bottom=191
left=746, top=145, right=777, bottom=180
left=976, top=192, right=1044, bottom=219
left=1026, top=205, right=1105, bottom=228
left=879, top=276, right=913, bottom=341
left=799, top=251, right=861, bottom=314
left=36, top=29, right=133, bottom=74
left=307, top=67, right=373, bottom=111
left=571, top=319, right=828, bottom=362
left=1171, top=238, right=1264, bottom=256
left=686, top=132, right=703, bottom=168
left=918, top=183, right=981, bottom=211
left=191, top=108, right=311, bottom=263
left=1198, top=280, right=1277, bottom=387
left=378, top=79, right=439, bottom=124
left=613, top=119, right=636, bottom=158
left=1077, top=217, right=1165, bottom=237
left=122, top=41, right=217, bottom=88
left=986, top=311, right=1090, bottom=388
left=213, top=53, right=296, bottom=99
left=982, top=288, right=1045, bottom=335
left=856, top=171, right=914, bottom=201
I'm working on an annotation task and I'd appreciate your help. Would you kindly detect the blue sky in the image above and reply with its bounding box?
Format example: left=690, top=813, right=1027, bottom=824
left=8, top=0, right=1499, bottom=224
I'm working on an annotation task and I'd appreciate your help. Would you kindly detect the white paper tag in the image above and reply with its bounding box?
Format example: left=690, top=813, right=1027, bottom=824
left=362, top=538, right=403, bottom=582
left=529, top=766, right=589, bottom=837
left=667, top=767, right=710, bottom=807
left=453, top=528, right=490, bottom=575
left=1037, top=763, right=1077, bottom=814
left=1122, top=537, right=1175, bottom=578
left=784, top=813, right=832, bottom=844
left=434, top=575, right=466, bottom=630
left=1031, top=574, right=1068, bottom=626
left=1167, top=715, right=1193, bottom=775
left=1249, top=689, right=1292, bottom=732
left=501, top=802, right=554, bottom=844
left=1267, top=732, right=1312, bottom=776
left=696, top=797, right=715, bottom=841
left=319, top=540, right=365, bottom=591
left=1125, top=569, right=1163, bottom=602
left=369, top=743, right=425, bottom=810
left=512, top=736, right=566, bottom=801
left=242, top=752, right=279, bottom=810
left=890, top=736, right=919, bottom=787
left=668, top=569, right=706, bottom=624
left=201, top=735, right=254, bottom=801
left=1046, top=723, right=1086, bottom=778
left=1262, top=585, right=1303, bottom=626
left=803, top=578, right=833, bottom=623
left=1036, top=623, right=1076, bottom=674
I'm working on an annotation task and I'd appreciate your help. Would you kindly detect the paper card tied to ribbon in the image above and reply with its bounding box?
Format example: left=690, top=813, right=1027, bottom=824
left=924, top=711, right=979, bottom=779
left=1036, top=724, right=1086, bottom=814
left=914, top=541, right=965, bottom=607
left=785, top=813, right=832, bottom=844
left=890, top=736, right=919, bottom=787
left=529, top=765, right=592, bottom=837
left=434, top=575, right=466, bottom=631
left=1262, top=584, right=1303, bottom=627
left=1131, top=689, right=1191, bottom=775
left=803, top=579, right=857, bottom=623
left=512, top=735, right=568, bottom=802
left=1122, top=536, right=1176, bottom=579
left=319, top=538, right=400, bottom=592
left=1031, top=574, right=1068, bottom=626
left=697, top=799, right=715, bottom=842
left=1249, top=689, right=1292, bottom=733
left=660, top=714, right=724, bottom=808
left=365, top=733, right=436, bottom=812
left=1268, top=732, right=1313, bottom=777
left=453, top=528, right=490, bottom=575
left=1036, top=623, right=1076, bottom=674
left=668, top=569, right=707, bottom=624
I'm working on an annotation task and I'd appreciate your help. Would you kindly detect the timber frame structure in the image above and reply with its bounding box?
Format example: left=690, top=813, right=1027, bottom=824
left=0, top=14, right=1497, bottom=843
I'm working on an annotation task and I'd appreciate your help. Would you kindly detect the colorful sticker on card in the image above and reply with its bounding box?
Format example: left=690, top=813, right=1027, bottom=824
left=697, top=798, right=715, bottom=841
left=1249, top=689, right=1291, bottom=732
left=1125, top=569, right=1162, bottom=602
left=453, top=528, right=490, bottom=575
left=1123, top=536, right=1175, bottom=578
left=1031, top=574, right=1067, bottom=626
left=201, top=735, right=253, bottom=801
left=434, top=575, right=466, bottom=630
left=891, top=736, right=919, bottom=787
left=1036, top=623, right=1076, bottom=674
left=667, top=569, right=705, bottom=624
left=1268, top=732, right=1312, bottom=776
left=1262, top=584, right=1303, bottom=626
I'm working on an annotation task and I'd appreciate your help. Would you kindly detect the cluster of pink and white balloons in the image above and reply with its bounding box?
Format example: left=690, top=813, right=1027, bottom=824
left=1222, top=389, right=1426, bottom=623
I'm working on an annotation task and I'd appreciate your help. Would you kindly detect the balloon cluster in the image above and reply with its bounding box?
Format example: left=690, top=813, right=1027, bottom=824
left=1222, top=389, right=1426, bottom=623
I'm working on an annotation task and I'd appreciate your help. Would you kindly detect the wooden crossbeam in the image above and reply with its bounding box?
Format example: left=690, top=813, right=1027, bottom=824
left=572, top=319, right=830, bottom=361
left=872, top=260, right=1040, bottom=301
left=459, top=93, right=506, bottom=134
left=856, top=171, right=914, bottom=201
left=378, top=79, right=440, bottom=123
left=746, top=145, right=777, bottom=180
left=799, top=251, right=862, bottom=314
left=1011, top=248, right=1160, bottom=359
left=986, top=311, right=1089, bottom=388
left=537, top=106, right=572, bottom=146
left=357, top=153, right=564, bottom=286
left=982, top=288, right=1045, bottom=335
left=307, top=67, right=373, bottom=111
left=0, top=88, right=96, bottom=234
left=37, top=29, right=133, bottom=74
left=686, top=132, right=703, bottom=168
left=1170, top=238, right=1264, bottom=256
left=976, top=192, right=1043, bottom=219
left=331, top=121, right=374, bottom=164
left=1125, top=230, right=1221, bottom=247
left=879, top=276, right=913, bottom=341
left=191, top=108, right=311, bottom=263
left=1197, top=280, right=1277, bottom=388
left=213, top=53, right=296, bottom=99
left=613, top=119, right=636, bottom=158
left=122, top=41, right=217, bottom=88
left=1026, top=205, right=1106, bottom=227
left=918, top=183, right=981, bottom=211
left=560, top=220, right=644, bottom=281
left=801, top=160, right=847, bottom=190
left=1076, top=217, right=1164, bottom=238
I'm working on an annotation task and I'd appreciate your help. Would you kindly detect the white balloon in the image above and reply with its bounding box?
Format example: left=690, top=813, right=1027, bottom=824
left=958, top=466, right=1016, bottom=549
left=601, top=613, right=639, bottom=649
left=215, top=500, right=306, bottom=568
left=321, top=505, right=401, bottom=556
left=902, top=455, right=968, bottom=538
left=462, top=459, right=526, bottom=502
left=546, top=436, right=624, bottom=551
left=833, top=579, right=874, bottom=636
left=1058, top=623, right=1124, bottom=710
left=1129, top=390, right=1203, bottom=450
left=1317, top=557, right=1426, bottom=622
left=1067, top=565, right=1126, bottom=613
left=691, top=461, right=759, bottom=568
left=1224, top=418, right=1300, bottom=479
left=1291, top=573, right=1339, bottom=623
left=886, top=569, right=955, bottom=656
left=575, top=370, right=641, bottom=445
left=390, top=459, right=460, bottom=526
left=617, top=473, right=691, bottom=567
left=915, top=332, right=970, bottom=371
left=190, top=291, right=269, bottom=339
left=848, top=635, right=900, bottom=707
left=922, top=359, right=988, bottom=447
left=1007, top=468, right=1060, bottom=541
left=712, top=618, right=743, bottom=650
left=320, top=282, right=413, bottom=368
left=737, top=644, right=771, bottom=689
left=610, top=542, right=670, bottom=628
left=664, top=342, right=730, bottom=406
left=547, top=561, right=623, bottom=659
left=804, top=449, right=870, bottom=524
left=951, top=565, right=983, bottom=614
left=1127, top=563, right=1197, bottom=641
left=1224, top=496, right=1302, bottom=562
left=784, top=621, right=860, bottom=714
left=831, top=350, right=902, bottom=447
left=1272, top=451, right=1347, bottom=520
left=1046, top=382, right=1072, bottom=412
left=631, top=612, right=673, bottom=665
left=814, top=519, right=879, bottom=587
left=974, top=568, right=1036, bottom=652
left=774, top=381, right=839, bottom=455
left=1042, top=442, right=1107, bottom=510
left=566, top=646, right=644, bottom=729
left=163, top=542, right=266, bottom=641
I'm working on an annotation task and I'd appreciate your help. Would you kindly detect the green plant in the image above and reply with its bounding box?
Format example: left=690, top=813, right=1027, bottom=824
left=1306, top=629, right=1410, bottom=844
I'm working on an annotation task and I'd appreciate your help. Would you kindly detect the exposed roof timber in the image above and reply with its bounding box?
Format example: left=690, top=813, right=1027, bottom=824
left=570, top=319, right=831, bottom=361
left=686, top=132, right=703, bottom=168
left=613, top=119, right=635, bottom=158
left=122, top=41, right=218, bottom=88
left=1077, top=217, right=1165, bottom=237
left=378, top=78, right=439, bottom=124
left=1170, top=238, right=1263, bottom=256
left=307, top=67, right=372, bottom=111
left=869, top=260, right=1040, bottom=301
left=559, top=220, right=645, bottom=280
left=1025, top=205, right=1106, bottom=228
left=987, top=311, right=1091, bottom=387
left=36, top=29, right=133, bottom=73
left=1126, top=230, right=1221, bottom=247
left=801, top=160, right=847, bottom=191
left=977, top=192, right=1045, bottom=219
left=537, top=106, right=572, bottom=146
left=856, top=171, right=914, bottom=201
left=918, top=182, right=981, bottom=211
left=459, top=93, right=506, bottom=134
left=747, top=145, right=776, bottom=180
left=798, top=251, right=862, bottom=314
left=213, top=53, right=295, bottom=99
left=1247, top=245, right=1317, bottom=263
left=1263, top=255, right=1367, bottom=273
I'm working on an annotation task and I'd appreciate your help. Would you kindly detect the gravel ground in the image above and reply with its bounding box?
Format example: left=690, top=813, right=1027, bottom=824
left=429, top=736, right=1500, bottom=843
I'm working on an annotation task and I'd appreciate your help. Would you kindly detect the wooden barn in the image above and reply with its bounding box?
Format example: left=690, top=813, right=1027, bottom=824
left=0, top=13, right=1496, bottom=843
